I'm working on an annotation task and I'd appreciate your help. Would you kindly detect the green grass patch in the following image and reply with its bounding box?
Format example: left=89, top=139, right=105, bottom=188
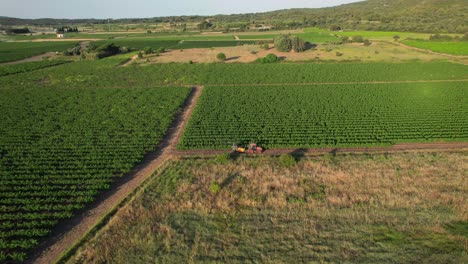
left=402, top=40, right=468, bottom=55
left=0, top=41, right=77, bottom=62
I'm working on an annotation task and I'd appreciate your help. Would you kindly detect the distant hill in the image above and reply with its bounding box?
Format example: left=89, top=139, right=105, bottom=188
left=1, top=0, right=467, bottom=33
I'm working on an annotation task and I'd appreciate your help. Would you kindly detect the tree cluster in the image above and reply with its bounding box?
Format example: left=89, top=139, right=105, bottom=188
left=274, top=35, right=307, bottom=52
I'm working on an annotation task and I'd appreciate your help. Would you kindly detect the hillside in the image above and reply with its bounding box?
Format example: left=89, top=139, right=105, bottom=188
left=1, top=0, right=467, bottom=33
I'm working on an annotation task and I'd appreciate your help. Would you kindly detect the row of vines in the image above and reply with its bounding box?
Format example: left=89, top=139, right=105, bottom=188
left=179, top=83, right=468, bottom=149
left=0, top=87, right=190, bottom=262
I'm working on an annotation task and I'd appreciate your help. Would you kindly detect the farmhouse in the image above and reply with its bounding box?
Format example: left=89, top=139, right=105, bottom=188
left=56, top=33, right=64, bottom=38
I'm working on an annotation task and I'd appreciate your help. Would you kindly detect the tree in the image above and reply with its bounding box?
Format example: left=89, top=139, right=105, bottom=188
left=363, top=39, right=372, bottom=46
left=393, top=35, right=401, bottom=42
left=274, top=35, right=292, bottom=52
left=341, top=36, right=350, bottom=43
left=216, top=53, right=226, bottom=61
left=137, top=52, right=143, bottom=59
left=197, top=21, right=212, bottom=30
left=291, top=36, right=306, bottom=52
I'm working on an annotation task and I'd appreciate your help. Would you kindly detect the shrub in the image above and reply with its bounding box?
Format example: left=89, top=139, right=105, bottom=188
left=352, top=35, right=364, bottom=43
left=256, top=53, right=280, bottom=63
left=341, top=36, right=350, bottom=43
left=137, top=51, right=143, bottom=59
left=279, top=154, right=297, bottom=167
left=393, top=35, right=401, bottom=42
left=217, top=53, right=226, bottom=61
left=210, top=181, right=221, bottom=194
left=336, top=52, right=344, bottom=57
left=95, top=43, right=121, bottom=59
left=156, top=47, right=166, bottom=53
left=143, top=47, right=153, bottom=55
left=363, top=39, right=372, bottom=46
left=261, top=43, right=270, bottom=50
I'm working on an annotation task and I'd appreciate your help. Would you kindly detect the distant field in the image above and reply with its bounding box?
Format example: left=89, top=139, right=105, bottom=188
left=179, top=83, right=468, bottom=149
left=95, top=39, right=180, bottom=50
left=0, top=60, right=70, bottom=76
left=68, top=153, right=468, bottom=263
left=175, top=40, right=257, bottom=49
left=0, top=42, right=77, bottom=63
left=402, top=40, right=468, bottom=55
left=0, top=86, right=190, bottom=262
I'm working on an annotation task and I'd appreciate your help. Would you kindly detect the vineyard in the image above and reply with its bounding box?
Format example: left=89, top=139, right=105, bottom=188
left=1, top=61, right=466, bottom=89
left=179, top=83, right=468, bottom=149
left=0, top=42, right=77, bottom=63
left=402, top=40, right=468, bottom=55
left=0, top=87, right=190, bottom=262
left=0, top=60, right=70, bottom=77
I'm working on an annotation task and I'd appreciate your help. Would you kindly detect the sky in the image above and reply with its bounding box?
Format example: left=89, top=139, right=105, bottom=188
left=0, top=0, right=362, bottom=19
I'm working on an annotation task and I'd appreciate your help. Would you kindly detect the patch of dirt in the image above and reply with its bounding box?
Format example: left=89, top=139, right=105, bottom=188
left=145, top=41, right=461, bottom=64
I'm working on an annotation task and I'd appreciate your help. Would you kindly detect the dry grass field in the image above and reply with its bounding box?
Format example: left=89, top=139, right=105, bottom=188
left=68, top=152, right=467, bottom=263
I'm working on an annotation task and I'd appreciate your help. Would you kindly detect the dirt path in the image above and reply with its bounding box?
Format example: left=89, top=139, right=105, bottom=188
left=0, top=52, right=57, bottom=65
left=118, top=54, right=139, bottom=67
left=30, top=86, right=204, bottom=264
left=234, top=35, right=240, bottom=40
left=174, top=142, right=468, bottom=156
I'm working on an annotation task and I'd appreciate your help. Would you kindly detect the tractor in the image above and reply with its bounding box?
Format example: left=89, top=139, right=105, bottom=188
left=232, top=143, right=263, bottom=154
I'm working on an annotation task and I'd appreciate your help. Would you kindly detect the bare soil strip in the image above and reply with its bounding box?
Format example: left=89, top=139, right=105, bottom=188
left=174, top=142, right=468, bottom=156
left=30, top=86, right=204, bottom=264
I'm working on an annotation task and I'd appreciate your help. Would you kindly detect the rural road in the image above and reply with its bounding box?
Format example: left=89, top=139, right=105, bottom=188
left=29, top=83, right=468, bottom=264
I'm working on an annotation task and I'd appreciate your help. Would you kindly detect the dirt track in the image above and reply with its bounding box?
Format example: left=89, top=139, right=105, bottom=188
left=0, top=52, right=57, bottom=65
left=30, top=83, right=468, bottom=264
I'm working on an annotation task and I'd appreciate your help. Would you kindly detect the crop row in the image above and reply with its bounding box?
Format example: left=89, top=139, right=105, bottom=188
left=179, top=83, right=468, bottom=150
left=0, top=86, right=190, bottom=262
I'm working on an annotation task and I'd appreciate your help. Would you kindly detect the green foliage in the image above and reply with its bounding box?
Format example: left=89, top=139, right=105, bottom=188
left=0, top=60, right=70, bottom=77
left=261, top=43, right=270, bottom=50
left=210, top=182, right=221, bottom=194
left=143, top=46, right=153, bottom=54
left=278, top=154, right=297, bottom=167
left=352, top=35, right=364, bottom=43
left=336, top=51, right=344, bottom=56
left=444, top=221, right=468, bottom=237
left=179, top=83, right=467, bottom=150
left=94, top=43, right=121, bottom=59
left=214, top=153, right=231, bottom=164
left=216, top=52, right=226, bottom=61
left=274, top=34, right=292, bottom=52
left=0, top=41, right=76, bottom=63
left=363, top=39, right=372, bottom=46
left=0, top=87, right=190, bottom=261
left=290, top=36, right=307, bottom=52
left=256, top=53, right=280, bottom=63
left=5, top=27, right=30, bottom=34
left=402, top=40, right=468, bottom=55
left=393, top=35, right=401, bottom=41
left=137, top=51, right=143, bottom=59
